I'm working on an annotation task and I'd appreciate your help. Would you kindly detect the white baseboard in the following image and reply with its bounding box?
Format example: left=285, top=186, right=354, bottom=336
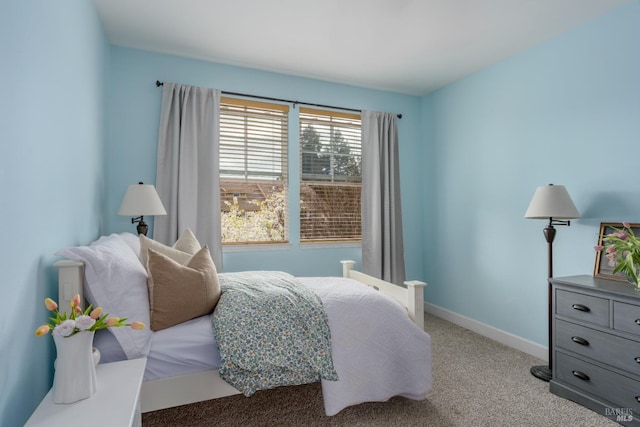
left=425, top=303, right=548, bottom=362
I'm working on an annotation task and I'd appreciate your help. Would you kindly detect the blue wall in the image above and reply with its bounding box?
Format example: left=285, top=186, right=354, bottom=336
left=106, top=47, right=424, bottom=279
left=0, top=1, right=109, bottom=425
left=421, top=2, right=640, bottom=346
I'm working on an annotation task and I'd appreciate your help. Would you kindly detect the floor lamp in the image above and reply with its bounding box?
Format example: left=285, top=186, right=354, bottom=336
left=525, top=184, right=580, bottom=382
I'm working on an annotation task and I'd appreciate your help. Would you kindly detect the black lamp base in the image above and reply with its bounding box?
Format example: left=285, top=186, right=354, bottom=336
left=131, top=216, right=148, bottom=236
left=137, top=222, right=148, bottom=236
left=530, top=365, right=552, bottom=382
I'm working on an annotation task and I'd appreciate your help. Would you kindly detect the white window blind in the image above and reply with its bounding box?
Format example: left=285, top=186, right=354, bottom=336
left=299, top=107, right=362, bottom=242
left=219, top=97, right=289, bottom=244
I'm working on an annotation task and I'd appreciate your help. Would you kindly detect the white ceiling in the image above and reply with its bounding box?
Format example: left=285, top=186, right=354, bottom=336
left=93, top=0, right=630, bottom=95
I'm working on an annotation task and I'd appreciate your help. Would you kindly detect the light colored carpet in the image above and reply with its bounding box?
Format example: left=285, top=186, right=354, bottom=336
left=142, top=313, right=618, bottom=426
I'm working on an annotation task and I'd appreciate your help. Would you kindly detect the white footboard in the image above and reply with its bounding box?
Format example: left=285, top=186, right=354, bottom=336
left=341, top=260, right=426, bottom=330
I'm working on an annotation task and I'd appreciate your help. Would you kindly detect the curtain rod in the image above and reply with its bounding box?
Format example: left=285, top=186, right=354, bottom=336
left=155, top=80, right=402, bottom=119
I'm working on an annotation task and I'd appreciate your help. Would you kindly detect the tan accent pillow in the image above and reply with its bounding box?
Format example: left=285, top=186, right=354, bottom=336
left=139, top=228, right=201, bottom=267
left=147, top=246, right=220, bottom=331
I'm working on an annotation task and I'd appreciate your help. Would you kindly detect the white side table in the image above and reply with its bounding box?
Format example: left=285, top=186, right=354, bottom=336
left=26, top=358, right=147, bottom=427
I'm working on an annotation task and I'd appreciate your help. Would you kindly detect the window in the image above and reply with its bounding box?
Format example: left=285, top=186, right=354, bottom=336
left=219, top=98, right=288, bottom=244
left=299, top=107, right=362, bottom=242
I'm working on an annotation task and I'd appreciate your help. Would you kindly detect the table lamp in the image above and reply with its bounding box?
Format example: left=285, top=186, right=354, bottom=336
left=118, top=182, right=167, bottom=236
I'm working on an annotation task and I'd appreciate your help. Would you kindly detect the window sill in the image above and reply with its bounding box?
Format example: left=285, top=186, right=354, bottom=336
left=300, top=241, right=362, bottom=250
left=222, top=243, right=292, bottom=252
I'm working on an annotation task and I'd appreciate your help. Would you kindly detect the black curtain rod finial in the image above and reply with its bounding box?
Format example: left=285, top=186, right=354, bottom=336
left=156, top=80, right=163, bottom=87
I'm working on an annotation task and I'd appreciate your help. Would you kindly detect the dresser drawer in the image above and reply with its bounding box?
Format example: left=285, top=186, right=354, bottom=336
left=556, top=320, right=640, bottom=376
left=614, top=301, right=640, bottom=338
left=555, top=351, right=640, bottom=413
left=556, top=289, right=609, bottom=327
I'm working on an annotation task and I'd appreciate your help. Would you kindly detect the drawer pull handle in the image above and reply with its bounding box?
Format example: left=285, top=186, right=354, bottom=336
left=572, top=370, right=590, bottom=381
left=635, top=357, right=640, bottom=364
left=571, top=336, right=589, bottom=346
left=572, top=304, right=590, bottom=312
left=636, top=396, right=640, bottom=403
left=635, top=319, right=640, bottom=326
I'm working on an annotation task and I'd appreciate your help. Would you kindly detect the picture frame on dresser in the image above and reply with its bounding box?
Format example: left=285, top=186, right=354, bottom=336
left=593, top=222, right=640, bottom=282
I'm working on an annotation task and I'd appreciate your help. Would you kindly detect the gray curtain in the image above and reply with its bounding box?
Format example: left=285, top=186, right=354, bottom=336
left=361, top=111, right=406, bottom=285
left=154, top=83, right=223, bottom=270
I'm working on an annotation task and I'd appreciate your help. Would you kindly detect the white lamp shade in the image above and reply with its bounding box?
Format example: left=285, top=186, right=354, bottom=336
left=525, top=184, right=580, bottom=219
left=118, top=183, right=167, bottom=216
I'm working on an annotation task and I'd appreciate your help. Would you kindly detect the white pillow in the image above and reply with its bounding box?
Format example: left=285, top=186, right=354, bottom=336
left=119, top=232, right=141, bottom=258
left=55, top=234, right=152, bottom=359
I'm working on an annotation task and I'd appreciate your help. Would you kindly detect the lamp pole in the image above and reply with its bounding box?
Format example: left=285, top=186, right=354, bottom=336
left=530, top=220, right=557, bottom=381
left=531, top=217, right=573, bottom=381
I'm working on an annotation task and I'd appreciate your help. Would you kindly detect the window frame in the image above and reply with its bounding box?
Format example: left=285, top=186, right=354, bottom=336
left=219, top=97, right=290, bottom=245
left=299, top=107, right=363, bottom=243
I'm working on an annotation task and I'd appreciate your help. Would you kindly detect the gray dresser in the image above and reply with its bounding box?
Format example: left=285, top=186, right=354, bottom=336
left=550, top=275, right=640, bottom=426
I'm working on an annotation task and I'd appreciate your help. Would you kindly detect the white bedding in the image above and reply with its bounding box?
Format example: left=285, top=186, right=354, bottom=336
left=302, top=276, right=432, bottom=415
left=145, top=314, right=222, bottom=380
left=94, top=313, right=221, bottom=381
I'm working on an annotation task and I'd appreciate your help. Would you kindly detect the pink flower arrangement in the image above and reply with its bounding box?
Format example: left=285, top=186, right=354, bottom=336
left=35, top=294, right=145, bottom=338
left=594, top=222, right=640, bottom=288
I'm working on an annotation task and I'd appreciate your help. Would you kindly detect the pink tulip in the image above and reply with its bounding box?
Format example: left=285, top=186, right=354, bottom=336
left=623, top=222, right=631, bottom=228
left=130, top=321, right=145, bottom=330
left=71, top=294, right=81, bottom=308
left=35, top=325, right=50, bottom=336
left=90, top=307, right=103, bottom=319
left=44, top=298, right=58, bottom=311
left=106, top=317, right=120, bottom=327
left=593, top=245, right=603, bottom=251
left=616, top=233, right=628, bottom=239
left=606, top=246, right=616, bottom=254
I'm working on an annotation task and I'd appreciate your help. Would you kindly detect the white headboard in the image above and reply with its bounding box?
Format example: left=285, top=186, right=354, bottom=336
left=53, top=260, right=85, bottom=315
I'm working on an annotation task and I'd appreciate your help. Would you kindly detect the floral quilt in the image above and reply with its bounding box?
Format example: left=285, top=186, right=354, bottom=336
left=212, top=271, right=339, bottom=396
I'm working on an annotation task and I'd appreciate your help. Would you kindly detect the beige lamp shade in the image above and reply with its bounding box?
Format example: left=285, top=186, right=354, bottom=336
left=525, top=184, right=580, bottom=219
left=118, top=182, right=167, bottom=216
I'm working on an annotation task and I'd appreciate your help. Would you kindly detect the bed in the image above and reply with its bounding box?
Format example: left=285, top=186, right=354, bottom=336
left=54, top=232, right=432, bottom=416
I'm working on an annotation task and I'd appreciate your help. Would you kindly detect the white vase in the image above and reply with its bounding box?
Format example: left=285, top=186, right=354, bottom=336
left=52, top=331, right=98, bottom=404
